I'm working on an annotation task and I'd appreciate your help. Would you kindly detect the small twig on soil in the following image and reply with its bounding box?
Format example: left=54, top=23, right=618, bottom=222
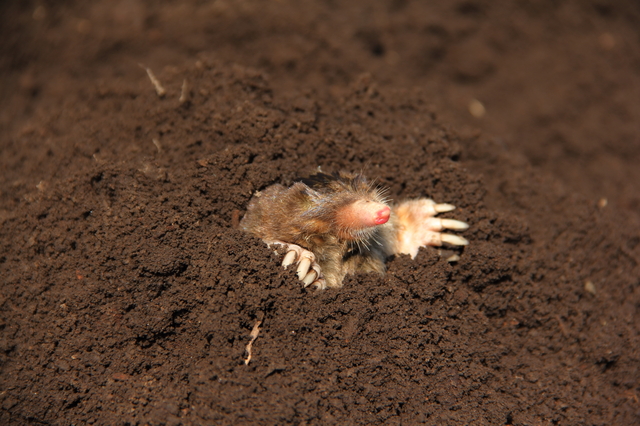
left=139, top=64, right=166, bottom=98
left=555, top=315, right=569, bottom=338
left=244, top=320, right=262, bottom=365
left=179, top=79, right=189, bottom=104
left=152, top=138, right=162, bottom=153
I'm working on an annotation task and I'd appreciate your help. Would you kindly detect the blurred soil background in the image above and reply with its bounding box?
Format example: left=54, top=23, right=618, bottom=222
left=1, top=1, right=639, bottom=425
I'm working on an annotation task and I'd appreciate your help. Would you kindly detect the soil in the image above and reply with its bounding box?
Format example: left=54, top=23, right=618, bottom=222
left=1, top=1, right=639, bottom=425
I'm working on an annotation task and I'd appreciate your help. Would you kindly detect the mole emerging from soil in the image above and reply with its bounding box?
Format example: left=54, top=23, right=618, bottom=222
left=240, top=171, right=469, bottom=289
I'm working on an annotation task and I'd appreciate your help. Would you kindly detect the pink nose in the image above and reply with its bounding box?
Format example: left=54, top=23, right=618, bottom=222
left=374, top=206, right=391, bottom=225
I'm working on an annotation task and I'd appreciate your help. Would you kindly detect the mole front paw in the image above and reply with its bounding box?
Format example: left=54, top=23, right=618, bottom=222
left=265, top=241, right=326, bottom=289
left=394, top=198, right=469, bottom=259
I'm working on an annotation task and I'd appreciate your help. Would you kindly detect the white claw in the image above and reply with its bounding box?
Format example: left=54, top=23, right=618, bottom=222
left=441, top=219, right=469, bottom=231
left=446, top=254, right=461, bottom=263
left=282, top=250, right=297, bottom=268
left=302, top=270, right=317, bottom=287
left=441, top=234, right=469, bottom=246
left=297, top=257, right=311, bottom=280
left=312, top=278, right=327, bottom=290
left=434, top=203, right=456, bottom=213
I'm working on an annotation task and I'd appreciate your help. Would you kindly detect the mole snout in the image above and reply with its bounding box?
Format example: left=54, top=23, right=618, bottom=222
left=336, top=199, right=390, bottom=229
left=374, top=205, right=390, bottom=225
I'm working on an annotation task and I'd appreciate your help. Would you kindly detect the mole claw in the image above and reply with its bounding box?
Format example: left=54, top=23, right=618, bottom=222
left=282, top=250, right=297, bottom=268
left=441, top=234, right=469, bottom=246
left=297, top=257, right=312, bottom=279
left=302, top=270, right=317, bottom=286
left=313, top=278, right=327, bottom=290
left=446, top=254, right=461, bottom=263
left=434, top=203, right=456, bottom=213
left=441, top=219, right=469, bottom=231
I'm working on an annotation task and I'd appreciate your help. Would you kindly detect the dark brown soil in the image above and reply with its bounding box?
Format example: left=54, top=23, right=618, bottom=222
left=1, top=1, right=639, bottom=425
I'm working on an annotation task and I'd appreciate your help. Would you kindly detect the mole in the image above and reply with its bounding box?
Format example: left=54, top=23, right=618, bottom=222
left=240, top=171, right=469, bottom=289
